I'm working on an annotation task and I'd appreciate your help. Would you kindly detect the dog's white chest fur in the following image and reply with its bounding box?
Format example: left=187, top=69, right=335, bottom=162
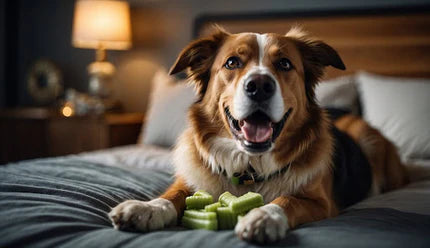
left=206, top=137, right=280, bottom=178
left=174, top=134, right=306, bottom=203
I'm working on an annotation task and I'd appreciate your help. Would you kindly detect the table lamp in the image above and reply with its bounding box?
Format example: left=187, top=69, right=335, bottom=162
left=72, top=0, right=131, bottom=99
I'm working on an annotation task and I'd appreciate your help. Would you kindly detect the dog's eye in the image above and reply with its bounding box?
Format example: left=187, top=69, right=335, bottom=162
left=277, top=58, right=293, bottom=71
left=225, top=57, right=242, bottom=70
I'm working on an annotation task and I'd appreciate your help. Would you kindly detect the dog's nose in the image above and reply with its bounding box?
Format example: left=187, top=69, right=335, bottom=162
left=244, top=74, right=276, bottom=102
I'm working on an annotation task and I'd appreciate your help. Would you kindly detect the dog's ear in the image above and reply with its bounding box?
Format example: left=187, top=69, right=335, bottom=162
left=286, top=27, right=345, bottom=104
left=169, top=26, right=229, bottom=99
left=296, top=39, right=345, bottom=71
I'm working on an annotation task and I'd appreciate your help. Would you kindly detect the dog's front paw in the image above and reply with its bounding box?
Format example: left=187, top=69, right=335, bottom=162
left=235, top=203, right=288, bottom=244
left=108, top=198, right=177, bottom=232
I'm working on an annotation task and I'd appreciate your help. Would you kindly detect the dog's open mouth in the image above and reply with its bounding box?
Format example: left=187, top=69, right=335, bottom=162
left=225, top=107, right=292, bottom=153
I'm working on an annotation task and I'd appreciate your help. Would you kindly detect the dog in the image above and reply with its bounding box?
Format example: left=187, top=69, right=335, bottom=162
left=109, top=26, right=408, bottom=243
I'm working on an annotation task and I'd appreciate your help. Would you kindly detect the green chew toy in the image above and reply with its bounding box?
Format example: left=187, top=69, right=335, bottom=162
left=216, top=206, right=238, bottom=229
left=218, top=191, right=238, bottom=207
left=185, top=195, right=213, bottom=209
left=194, top=190, right=212, bottom=197
left=182, top=216, right=218, bottom=231
left=230, top=192, right=264, bottom=214
left=204, top=202, right=221, bottom=212
left=184, top=210, right=217, bottom=220
left=182, top=190, right=264, bottom=231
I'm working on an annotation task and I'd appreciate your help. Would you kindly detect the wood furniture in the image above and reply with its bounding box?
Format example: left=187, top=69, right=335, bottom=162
left=195, top=8, right=430, bottom=79
left=0, top=108, right=144, bottom=164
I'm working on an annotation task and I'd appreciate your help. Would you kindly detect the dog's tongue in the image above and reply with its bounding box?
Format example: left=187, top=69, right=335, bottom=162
left=241, top=120, right=273, bottom=143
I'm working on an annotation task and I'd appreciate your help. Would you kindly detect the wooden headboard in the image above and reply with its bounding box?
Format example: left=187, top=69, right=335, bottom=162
left=194, top=8, right=430, bottom=79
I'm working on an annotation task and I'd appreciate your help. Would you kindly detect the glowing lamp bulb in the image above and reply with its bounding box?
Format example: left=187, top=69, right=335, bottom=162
left=62, top=106, right=74, bottom=117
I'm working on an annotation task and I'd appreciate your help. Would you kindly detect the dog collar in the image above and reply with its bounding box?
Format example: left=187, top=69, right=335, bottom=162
left=222, top=162, right=291, bottom=185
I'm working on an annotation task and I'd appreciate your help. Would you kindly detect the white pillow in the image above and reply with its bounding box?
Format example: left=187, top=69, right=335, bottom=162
left=139, top=69, right=196, bottom=147
left=356, top=72, right=430, bottom=159
left=316, top=75, right=359, bottom=114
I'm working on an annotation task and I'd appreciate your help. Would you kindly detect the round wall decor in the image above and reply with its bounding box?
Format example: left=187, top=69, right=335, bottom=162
left=27, top=59, right=63, bottom=105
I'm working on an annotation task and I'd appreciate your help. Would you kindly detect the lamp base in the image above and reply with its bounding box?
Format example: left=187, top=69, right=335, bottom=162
left=87, top=60, right=116, bottom=98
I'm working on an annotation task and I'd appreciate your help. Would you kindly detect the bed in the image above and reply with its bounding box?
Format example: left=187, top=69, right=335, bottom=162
left=1, top=8, right=430, bottom=248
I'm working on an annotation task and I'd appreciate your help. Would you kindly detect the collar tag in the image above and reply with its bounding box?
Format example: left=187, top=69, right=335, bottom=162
left=231, top=176, right=240, bottom=185
left=228, top=162, right=291, bottom=186
left=231, top=172, right=256, bottom=185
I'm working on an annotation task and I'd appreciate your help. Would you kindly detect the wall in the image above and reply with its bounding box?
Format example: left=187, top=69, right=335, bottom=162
left=118, top=0, right=430, bottom=112
left=16, top=0, right=91, bottom=106
left=130, top=0, right=430, bottom=68
left=0, top=0, right=5, bottom=108
left=1, top=0, right=430, bottom=112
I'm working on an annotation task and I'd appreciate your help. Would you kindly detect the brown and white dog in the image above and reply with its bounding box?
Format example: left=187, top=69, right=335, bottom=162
left=109, top=27, right=408, bottom=243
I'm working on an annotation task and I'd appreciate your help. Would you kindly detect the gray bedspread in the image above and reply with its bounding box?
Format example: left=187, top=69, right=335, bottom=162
left=1, top=158, right=430, bottom=248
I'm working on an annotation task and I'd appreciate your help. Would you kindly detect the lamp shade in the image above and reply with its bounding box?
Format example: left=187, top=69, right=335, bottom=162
left=72, top=0, right=131, bottom=50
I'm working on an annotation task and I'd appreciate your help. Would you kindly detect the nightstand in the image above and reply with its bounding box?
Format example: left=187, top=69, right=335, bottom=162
left=0, top=108, right=144, bottom=164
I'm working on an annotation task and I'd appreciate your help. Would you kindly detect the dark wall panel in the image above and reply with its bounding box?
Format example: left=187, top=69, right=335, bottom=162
left=0, top=0, right=5, bottom=107
left=16, top=0, right=93, bottom=105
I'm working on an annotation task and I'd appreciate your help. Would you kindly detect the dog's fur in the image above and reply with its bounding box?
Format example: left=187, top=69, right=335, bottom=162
left=109, top=27, right=408, bottom=243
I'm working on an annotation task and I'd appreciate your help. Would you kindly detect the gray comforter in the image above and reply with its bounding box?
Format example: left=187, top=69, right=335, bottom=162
left=1, top=157, right=430, bottom=248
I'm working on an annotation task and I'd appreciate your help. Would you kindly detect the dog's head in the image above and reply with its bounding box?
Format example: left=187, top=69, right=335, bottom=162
left=170, top=26, right=345, bottom=155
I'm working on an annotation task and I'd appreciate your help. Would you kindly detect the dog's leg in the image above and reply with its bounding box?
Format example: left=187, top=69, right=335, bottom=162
left=235, top=195, right=335, bottom=243
left=159, top=176, right=192, bottom=216
left=271, top=195, right=336, bottom=228
left=109, top=176, right=192, bottom=232
left=235, top=203, right=289, bottom=243
left=236, top=174, right=336, bottom=244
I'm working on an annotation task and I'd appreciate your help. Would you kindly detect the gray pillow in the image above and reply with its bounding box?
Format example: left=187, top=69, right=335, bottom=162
left=139, top=69, right=196, bottom=147
left=316, top=75, right=359, bottom=114
left=356, top=71, right=430, bottom=160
